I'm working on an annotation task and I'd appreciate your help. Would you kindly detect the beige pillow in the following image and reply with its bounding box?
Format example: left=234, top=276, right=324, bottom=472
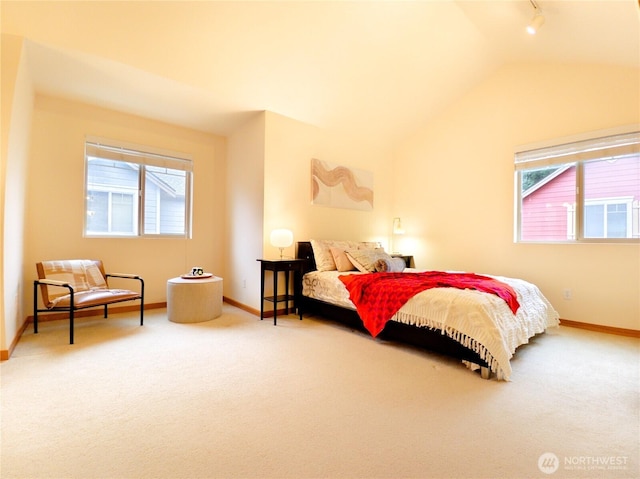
left=311, top=239, right=353, bottom=271
left=311, top=240, right=382, bottom=272
left=330, top=247, right=356, bottom=272
left=345, top=248, right=393, bottom=273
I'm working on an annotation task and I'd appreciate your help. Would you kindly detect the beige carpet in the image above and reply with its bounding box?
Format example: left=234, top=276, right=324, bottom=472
left=1, top=305, right=638, bottom=479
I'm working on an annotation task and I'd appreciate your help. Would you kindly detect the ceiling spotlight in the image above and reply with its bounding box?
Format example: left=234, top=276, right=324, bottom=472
left=526, top=0, right=545, bottom=35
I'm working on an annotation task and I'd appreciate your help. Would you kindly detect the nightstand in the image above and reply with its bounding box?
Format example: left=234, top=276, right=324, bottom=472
left=391, top=254, right=414, bottom=268
left=257, top=258, right=306, bottom=325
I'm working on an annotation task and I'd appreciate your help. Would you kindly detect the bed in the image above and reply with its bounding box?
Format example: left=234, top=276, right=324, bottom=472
left=296, top=241, right=559, bottom=380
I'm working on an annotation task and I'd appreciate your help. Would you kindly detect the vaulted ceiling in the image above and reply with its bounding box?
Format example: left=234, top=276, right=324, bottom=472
left=2, top=1, right=639, bottom=148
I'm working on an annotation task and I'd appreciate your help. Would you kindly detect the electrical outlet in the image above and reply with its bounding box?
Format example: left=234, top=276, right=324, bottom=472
left=562, top=289, right=572, bottom=300
left=242, top=279, right=246, bottom=289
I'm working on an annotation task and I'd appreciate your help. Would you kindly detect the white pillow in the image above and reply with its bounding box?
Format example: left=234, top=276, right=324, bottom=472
left=356, top=241, right=380, bottom=249
left=345, top=248, right=393, bottom=273
left=310, top=239, right=333, bottom=271
left=311, top=239, right=352, bottom=271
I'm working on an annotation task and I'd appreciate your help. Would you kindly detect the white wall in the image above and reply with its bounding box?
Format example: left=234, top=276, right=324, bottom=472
left=1, top=35, right=34, bottom=354
left=5, top=58, right=636, bottom=357
left=24, top=95, right=226, bottom=316
left=225, top=111, right=397, bottom=312
left=394, top=62, right=640, bottom=330
left=225, top=112, right=266, bottom=310
left=263, top=112, right=396, bottom=247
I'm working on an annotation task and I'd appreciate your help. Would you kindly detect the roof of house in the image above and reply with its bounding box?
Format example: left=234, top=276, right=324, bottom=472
left=522, top=164, right=573, bottom=198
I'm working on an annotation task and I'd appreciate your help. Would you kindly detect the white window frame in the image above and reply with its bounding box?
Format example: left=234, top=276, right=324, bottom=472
left=84, top=137, right=193, bottom=238
left=514, top=127, right=640, bottom=243
left=584, top=197, right=634, bottom=239
left=86, top=186, right=139, bottom=235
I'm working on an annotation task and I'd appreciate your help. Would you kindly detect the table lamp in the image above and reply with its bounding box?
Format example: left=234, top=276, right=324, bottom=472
left=270, top=229, right=293, bottom=259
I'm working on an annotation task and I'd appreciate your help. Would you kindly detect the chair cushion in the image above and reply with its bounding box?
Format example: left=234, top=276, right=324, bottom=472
left=49, top=289, right=141, bottom=309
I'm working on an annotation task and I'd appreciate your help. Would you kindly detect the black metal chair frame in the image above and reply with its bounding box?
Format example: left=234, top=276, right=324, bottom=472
left=33, top=274, right=144, bottom=344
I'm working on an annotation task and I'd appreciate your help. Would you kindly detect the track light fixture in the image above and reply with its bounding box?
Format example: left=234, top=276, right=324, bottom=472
left=526, top=0, right=545, bottom=35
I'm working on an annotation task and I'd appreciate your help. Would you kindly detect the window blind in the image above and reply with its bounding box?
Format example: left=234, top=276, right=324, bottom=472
left=85, top=139, right=193, bottom=172
left=515, top=131, right=640, bottom=170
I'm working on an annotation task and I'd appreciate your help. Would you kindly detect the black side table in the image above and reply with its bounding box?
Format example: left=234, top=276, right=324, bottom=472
left=257, top=259, right=306, bottom=325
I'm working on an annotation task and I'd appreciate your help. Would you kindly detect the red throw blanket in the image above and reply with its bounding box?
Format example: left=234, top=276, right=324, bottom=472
left=339, top=272, right=520, bottom=337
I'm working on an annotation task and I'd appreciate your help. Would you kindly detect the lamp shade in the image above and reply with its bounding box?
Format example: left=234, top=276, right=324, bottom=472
left=270, top=229, right=293, bottom=248
left=392, top=217, right=405, bottom=235
left=527, top=13, right=545, bottom=35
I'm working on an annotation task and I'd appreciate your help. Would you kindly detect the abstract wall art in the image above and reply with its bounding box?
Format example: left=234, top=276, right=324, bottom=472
left=311, top=158, right=374, bottom=211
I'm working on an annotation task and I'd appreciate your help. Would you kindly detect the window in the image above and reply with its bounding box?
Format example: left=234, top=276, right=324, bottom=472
left=584, top=199, right=632, bottom=238
left=85, top=139, right=193, bottom=237
left=515, top=130, right=640, bottom=243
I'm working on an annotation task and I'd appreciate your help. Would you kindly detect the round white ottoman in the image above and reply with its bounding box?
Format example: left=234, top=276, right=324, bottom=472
left=167, top=276, right=223, bottom=323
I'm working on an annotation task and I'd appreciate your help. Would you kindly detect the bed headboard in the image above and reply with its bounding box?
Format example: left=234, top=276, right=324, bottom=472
left=296, top=241, right=317, bottom=273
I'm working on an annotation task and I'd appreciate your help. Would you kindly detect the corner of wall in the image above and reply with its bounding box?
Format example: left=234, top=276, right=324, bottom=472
left=1, top=34, right=35, bottom=355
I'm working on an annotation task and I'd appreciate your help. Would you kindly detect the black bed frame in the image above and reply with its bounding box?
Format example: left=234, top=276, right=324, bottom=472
left=295, top=242, right=491, bottom=377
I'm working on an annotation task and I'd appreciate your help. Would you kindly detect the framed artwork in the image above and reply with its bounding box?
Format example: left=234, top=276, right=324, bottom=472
left=311, top=158, right=373, bottom=211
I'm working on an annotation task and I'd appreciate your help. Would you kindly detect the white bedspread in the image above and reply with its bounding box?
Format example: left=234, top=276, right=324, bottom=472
left=302, top=269, right=559, bottom=380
